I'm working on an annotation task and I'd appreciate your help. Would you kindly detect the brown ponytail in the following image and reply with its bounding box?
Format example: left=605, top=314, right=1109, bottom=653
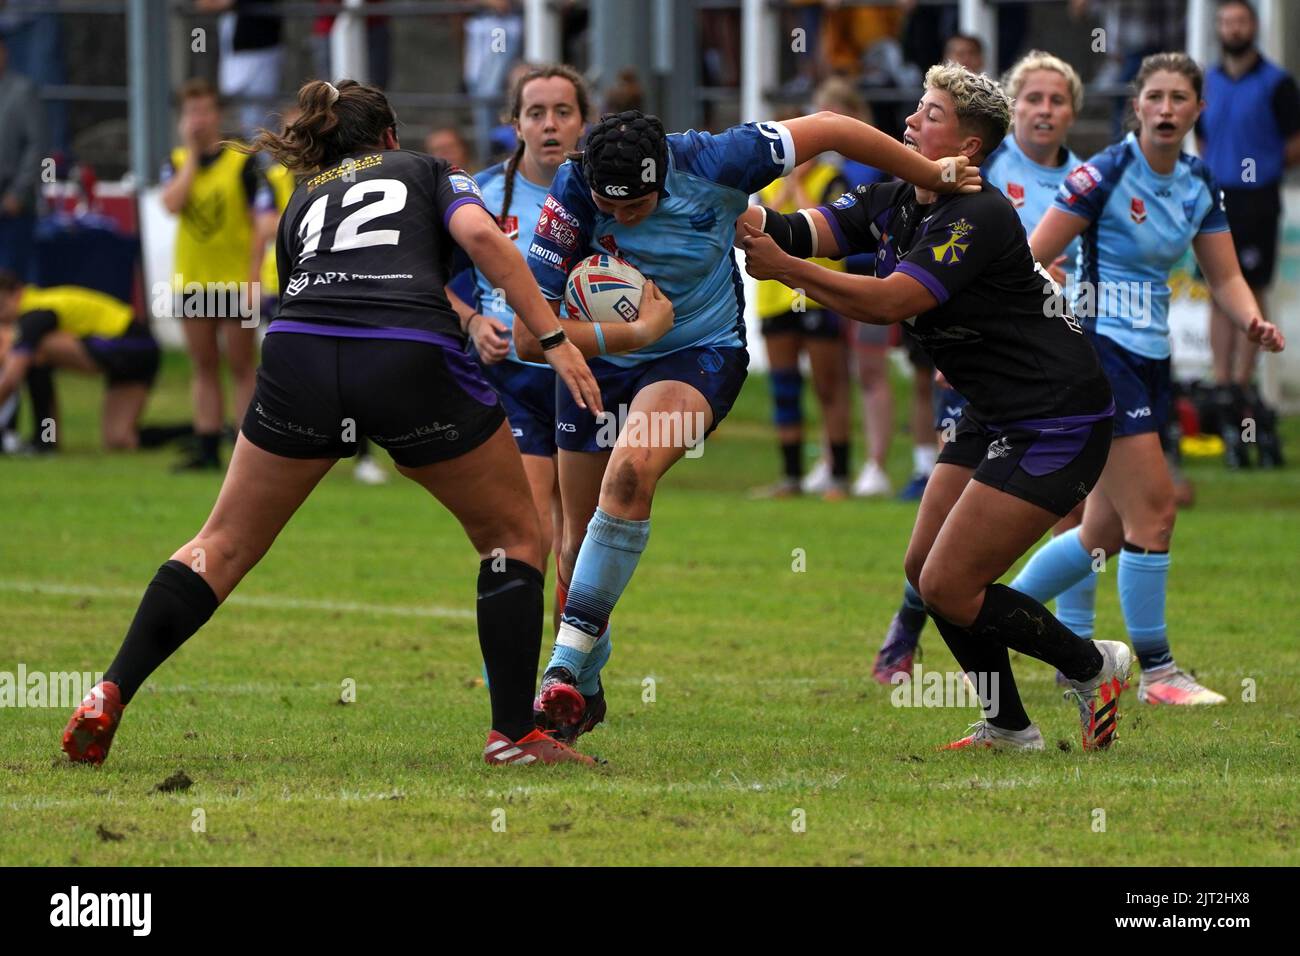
left=239, top=79, right=398, bottom=174
left=499, top=63, right=591, bottom=225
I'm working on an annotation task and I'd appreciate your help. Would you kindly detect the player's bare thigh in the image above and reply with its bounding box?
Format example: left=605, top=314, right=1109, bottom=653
left=903, top=462, right=973, bottom=593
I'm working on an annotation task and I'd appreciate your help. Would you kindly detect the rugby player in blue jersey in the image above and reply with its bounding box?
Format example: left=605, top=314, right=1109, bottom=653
left=516, top=107, right=980, bottom=742
left=1012, top=53, right=1285, bottom=706
left=445, top=66, right=672, bottom=623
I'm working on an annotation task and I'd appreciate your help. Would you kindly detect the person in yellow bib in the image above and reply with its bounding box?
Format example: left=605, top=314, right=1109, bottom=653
left=0, top=273, right=161, bottom=450
left=161, top=78, right=274, bottom=471
left=751, top=154, right=853, bottom=500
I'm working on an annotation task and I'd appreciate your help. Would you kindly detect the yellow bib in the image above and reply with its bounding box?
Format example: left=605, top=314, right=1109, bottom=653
left=259, top=163, right=297, bottom=295
left=755, top=162, right=847, bottom=320
left=171, top=146, right=255, bottom=288
left=19, top=285, right=133, bottom=339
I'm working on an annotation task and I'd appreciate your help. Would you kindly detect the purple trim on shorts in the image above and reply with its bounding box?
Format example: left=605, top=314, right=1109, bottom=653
left=896, top=262, right=949, bottom=304
left=267, top=319, right=497, bottom=406
left=443, top=196, right=485, bottom=228
left=991, top=401, right=1115, bottom=432
left=1008, top=403, right=1114, bottom=477
left=816, top=205, right=848, bottom=255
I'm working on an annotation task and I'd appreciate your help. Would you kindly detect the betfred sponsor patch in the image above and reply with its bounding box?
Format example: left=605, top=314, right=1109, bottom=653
left=537, top=209, right=577, bottom=252
left=544, top=194, right=579, bottom=227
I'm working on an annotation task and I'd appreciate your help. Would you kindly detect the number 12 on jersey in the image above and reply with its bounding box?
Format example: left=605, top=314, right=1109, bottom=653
left=297, top=178, right=409, bottom=262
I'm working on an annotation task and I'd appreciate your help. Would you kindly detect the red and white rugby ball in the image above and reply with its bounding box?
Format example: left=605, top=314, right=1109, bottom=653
left=564, top=254, right=645, bottom=323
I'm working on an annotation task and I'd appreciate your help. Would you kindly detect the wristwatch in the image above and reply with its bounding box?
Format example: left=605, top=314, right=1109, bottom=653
left=538, top=328, right=567, bottom=351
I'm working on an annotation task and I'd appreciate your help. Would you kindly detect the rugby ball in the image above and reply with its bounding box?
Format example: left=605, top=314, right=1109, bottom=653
left=564, top=254, right=645, bottom=323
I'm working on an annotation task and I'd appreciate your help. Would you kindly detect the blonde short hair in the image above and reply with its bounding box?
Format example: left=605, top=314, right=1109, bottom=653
left=1003, top=50, right=1084, bottom=115
left=923, top=61, right=1012, bottom=160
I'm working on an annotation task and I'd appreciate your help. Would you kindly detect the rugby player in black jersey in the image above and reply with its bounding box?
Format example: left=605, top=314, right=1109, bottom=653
left=741, top=63, right=1132, bottom=751
left=60, top=79, right=674, bottom=768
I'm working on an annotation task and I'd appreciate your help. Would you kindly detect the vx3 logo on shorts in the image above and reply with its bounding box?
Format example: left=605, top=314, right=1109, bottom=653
left=1126, top=407, right=1152, bottom=419
left=986, top=437, right=1012, bottom=460
left=556, top=421, right=577, bottom=432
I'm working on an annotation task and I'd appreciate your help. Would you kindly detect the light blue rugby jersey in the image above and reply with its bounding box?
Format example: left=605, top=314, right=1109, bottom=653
left=469, top=161, right=551, bottom=366
left=526, top=121, right=797, bottom=367
left=1054, top=132, right=1228, bottom=360
left=983, top=134, right=1081, bottom=274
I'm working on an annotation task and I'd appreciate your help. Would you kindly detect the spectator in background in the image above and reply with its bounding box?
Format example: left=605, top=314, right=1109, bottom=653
left=425, top=126, right=473, bottom=170
left=1197, top=0, right=1297, bottom=468
left=812, top=76, right=893, bottom=498
left=161, top=78, right=273, bottom=472
left=751, top=136, right=853, bottom=500
left=0, top=35, right=43, bottom=281
left=463, top=0, right=523, bottom=166
left=943, top=33, right=985, bottom=74
left=311, top=0, right=392, bottom=91
left=197, top=0, right=284, bottom=138
left=604, top=68, right=644, bottom=114
left=0, top=7, right=67, bottom=156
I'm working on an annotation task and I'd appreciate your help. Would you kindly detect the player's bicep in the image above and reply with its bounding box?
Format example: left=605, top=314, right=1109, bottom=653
left=877, top=271, right=939, bottom=321
left=1029, top=207, right=1089, bottom=266
left=807, top=208, right=843, bottom=259
left=1191, top=230, right=1245, bottom=289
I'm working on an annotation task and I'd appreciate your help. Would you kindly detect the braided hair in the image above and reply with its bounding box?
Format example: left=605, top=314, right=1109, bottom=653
left=499, top=64, right=591, bottom=225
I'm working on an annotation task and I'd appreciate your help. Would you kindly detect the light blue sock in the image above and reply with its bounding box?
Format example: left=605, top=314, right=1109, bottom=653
left=1118, top=547, right=1172, bottom=671
left=548, top=508, right=649, bottom=676
left=1009, top=527, right=1094, bottom=603
left=1055, top=573, right=1097, bottom=639
left=901, top=579, right=925, bottom=613
left=575, top=626, right=612, bottom=696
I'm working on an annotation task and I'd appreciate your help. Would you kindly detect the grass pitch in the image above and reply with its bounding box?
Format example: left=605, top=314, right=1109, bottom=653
left=1, top=352, right=1297, bottom=865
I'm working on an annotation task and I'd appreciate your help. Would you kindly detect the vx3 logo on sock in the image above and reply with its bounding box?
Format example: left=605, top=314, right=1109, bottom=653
left=561, top=613, right=603, bottom=636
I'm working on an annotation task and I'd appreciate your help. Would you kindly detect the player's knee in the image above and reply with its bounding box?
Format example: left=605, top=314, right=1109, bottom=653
left=602, top=455, right=653, bottom=511
left=916, top=564, right=974, bottom=625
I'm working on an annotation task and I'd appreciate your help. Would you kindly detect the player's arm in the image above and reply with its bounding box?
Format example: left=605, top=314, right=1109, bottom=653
left=1028, top=207, right=1088, bottom=272
left=736, top=205, right=843, bottom=259
left=512, top=282, right=673, bottom=363
left=448, top=202, right=603, bottom=411
left=446, top=284, right=509, bottom=364
left=1192, top=231, right=1285, bottom=352
left=160, top=153, right=199, bottom=215
left=740, top=221, right=933, bottom=324
left=782, top=112, right=980, bottom=194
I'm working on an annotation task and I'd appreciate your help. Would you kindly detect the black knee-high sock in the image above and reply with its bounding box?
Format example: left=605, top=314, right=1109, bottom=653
left=478, top=557, right=544, bottom=741
left=972, top=583, right=1103, bottom=682
left=26, top=366, right=56, bottom=444
left=929, top=612, right=1031, bottom=731
left=104, top=560, right=219, bottom=704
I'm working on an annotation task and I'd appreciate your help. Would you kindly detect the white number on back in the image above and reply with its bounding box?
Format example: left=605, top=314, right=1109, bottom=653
left=296, top=178, right=408, bottom=263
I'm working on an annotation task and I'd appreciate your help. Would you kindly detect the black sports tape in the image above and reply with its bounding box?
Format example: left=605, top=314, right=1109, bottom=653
left=760, top=206, right=815, bottom=259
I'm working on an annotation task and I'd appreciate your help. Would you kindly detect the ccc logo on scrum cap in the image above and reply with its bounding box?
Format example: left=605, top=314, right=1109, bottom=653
left=604, top=184, right=629, bottom=197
